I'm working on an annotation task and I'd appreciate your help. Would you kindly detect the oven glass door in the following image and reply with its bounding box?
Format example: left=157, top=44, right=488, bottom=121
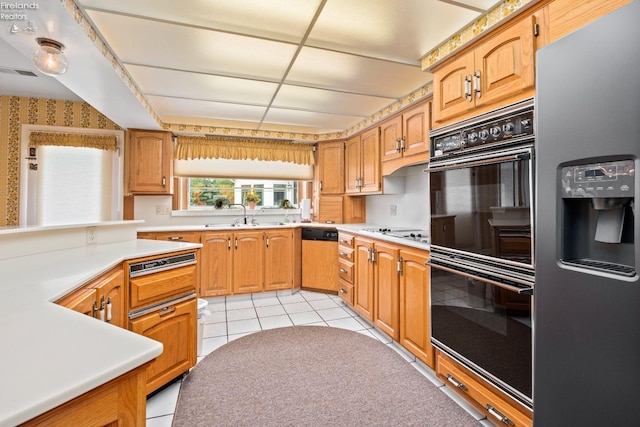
left=430, top=264, right=532, bottom=405
left=429, top=147, right=533, bottom=268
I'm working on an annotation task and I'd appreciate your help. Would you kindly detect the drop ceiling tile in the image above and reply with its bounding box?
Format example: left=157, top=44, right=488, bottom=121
left=87, top=10, right=297, bottom=80
left=147, top=95, right=267, bottom=123
left=287, top=47, right=430, bottom=99
left=263, top=107, right=364, bottom=131
left=126, top=65, right=278, bottom=105
left=307, top=0, right=482, bottom=64
left=273, top=85, right=393, bottom=117
left=79, top=0, right=322, bottom=43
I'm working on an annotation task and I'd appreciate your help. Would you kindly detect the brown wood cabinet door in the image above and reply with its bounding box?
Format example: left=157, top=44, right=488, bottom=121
left=354, top=237, right=375, bottom=321
left=264, top=230, right=294, bottom=291
left=402, top=102, right=429, bottom=158
left=399, top=248, right=433, bottom=367
left=200, top=232, right=233, bottom=297
left=345, top=135, right=361, bottom=194
left=433, top=52, right=475, bottom=124
left=380, top=115, right=403, bottom=162
left=129, top=298, right=196, bottom=395
left=57, top=288, right=98, bottom=318
left=93, top=268, right=126, bottom=328
left=126, top=130, right=173, bottom=194
left=360, top=127, right=381, bottom=194
left=317, top=140, right=345, bottom=195
left=474, top=16, right=536, bottom=111
left=233, top=231, right=264, bottom=294
left=374, top=241, right=399, bottom=340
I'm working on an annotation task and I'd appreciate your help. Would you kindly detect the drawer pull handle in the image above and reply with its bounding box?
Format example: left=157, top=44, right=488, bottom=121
left=159, top=306, right=176, bottom=316
left=339, top=289, right=347, bottom=294
left=446, top=374, right=467, bottom=391
left=485, top=404, right=514, bottom=426
left=341, top=239, right=349, bottom=243
left=168, top=236, right=183, bottom=241
left=339, top=268, right=347, bottom=273
left=340, top=252, right=348, bottom=257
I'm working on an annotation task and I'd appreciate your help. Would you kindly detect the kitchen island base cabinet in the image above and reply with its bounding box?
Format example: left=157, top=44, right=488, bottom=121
left=21, top=363, right=149, bottom=427
left=129, top=298, right=196, bottom=395
left=399, top=248, right=434, bottom=368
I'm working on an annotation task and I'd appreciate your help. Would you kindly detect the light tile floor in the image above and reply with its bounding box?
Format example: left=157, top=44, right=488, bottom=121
left=145, top=289, right=493, bottom=426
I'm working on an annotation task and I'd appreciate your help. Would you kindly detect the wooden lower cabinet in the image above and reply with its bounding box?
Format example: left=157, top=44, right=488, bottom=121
left=436, top=351, right=532, bottom=427
left=129, top=298, right=197, bottom=395
left=399, top=247, right=434, bottom=367
left=353, top=237, right=375, bottom=321
left=264, top=229, right=294, bottom=291
left=337, top=232, right=355, bottom=305
left=56, top=266, right=126, bottom=328
left=21, top=363, right=149, bottom=426
left=200, top=231, right=233, bottom=296
left=373, top=241, right=400, bottom=340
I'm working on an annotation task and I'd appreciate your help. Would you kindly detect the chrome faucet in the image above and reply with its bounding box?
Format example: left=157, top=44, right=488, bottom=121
left=251, top=207, right=266, bottom=225
left=229, top=204, right=247, bottom=224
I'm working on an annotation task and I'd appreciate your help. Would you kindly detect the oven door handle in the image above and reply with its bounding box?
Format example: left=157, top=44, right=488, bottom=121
left=427, top=146, right=532, bottom=172
left=427, top=258, right=534, bottom=295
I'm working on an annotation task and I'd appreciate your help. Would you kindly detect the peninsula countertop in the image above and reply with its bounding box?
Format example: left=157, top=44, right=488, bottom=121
left=0, top=235, right=201, bottom=427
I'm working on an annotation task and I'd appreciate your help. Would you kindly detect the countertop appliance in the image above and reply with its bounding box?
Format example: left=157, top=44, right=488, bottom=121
left=426, top=100, right=535, bottom=409
left=301, top=227, right=339, bottom=292
left=535, top=1, right=640, bottom=424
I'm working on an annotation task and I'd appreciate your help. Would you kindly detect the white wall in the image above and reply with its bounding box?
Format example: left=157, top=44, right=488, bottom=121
left=365, top=164, right=430, bottom=230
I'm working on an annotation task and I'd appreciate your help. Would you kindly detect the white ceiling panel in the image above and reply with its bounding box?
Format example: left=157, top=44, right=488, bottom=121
left=308, top=0, right=482, bottom=64
left=80, top=0, right=323, bottom=43
left=147, top=96, right=267, bottom=123
left=287, top=47, right=430, bottom=98
left=274, top=85, right=393, bottom=117
left=263, top=107, right=365, bottom=131
left=126, top=65, right=279, bottom=105
left=86, top=10, right=297, bottom=80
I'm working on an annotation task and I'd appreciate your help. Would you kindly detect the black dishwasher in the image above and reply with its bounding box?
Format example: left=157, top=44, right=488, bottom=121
left=301, top=228, right=339, bottom=292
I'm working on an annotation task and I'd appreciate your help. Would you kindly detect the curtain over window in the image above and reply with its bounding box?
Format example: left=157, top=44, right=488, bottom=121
left=29, top=132, right=118, bottom=151
left=175, top=135, right=314, bottom=165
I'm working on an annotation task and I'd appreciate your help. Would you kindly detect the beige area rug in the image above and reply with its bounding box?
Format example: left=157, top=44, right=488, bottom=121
left=173, top=326, right=480, bottom=426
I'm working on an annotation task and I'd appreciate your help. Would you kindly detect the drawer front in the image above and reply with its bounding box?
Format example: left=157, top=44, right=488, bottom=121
left=436, top=352, right=532, bottom=427
left=337, top=280, right=354, bottom=306
left=129, top=265, right=197, bottom=310
left=338, top=246, right=354, bottom=262
left=338, top=260, right=354, bottom=283
left=338, top=233, right=354, bottom=248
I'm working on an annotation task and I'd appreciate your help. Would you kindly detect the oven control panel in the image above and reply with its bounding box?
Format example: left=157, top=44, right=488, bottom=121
left=431, top=109, right=534, bottom=156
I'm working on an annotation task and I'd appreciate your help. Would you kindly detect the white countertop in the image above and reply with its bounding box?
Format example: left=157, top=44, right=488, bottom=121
left=138, top=221, right=342, bottom=232
left=0, top=238, right=201, bottom=427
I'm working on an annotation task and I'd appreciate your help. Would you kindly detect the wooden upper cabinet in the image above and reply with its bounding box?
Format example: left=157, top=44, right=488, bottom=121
left=432, top=13, right=539, bottom=126
left=126, top=129, right=173, bottom=194
left=345, top=127, right=381, bottom=195
left=548, top=0, right=631, bottom=43
left=381, top=101, right=431, bottom=175
left=381, top=115, right=403, bottom=162
left=316, top=140, right=345, bottom=195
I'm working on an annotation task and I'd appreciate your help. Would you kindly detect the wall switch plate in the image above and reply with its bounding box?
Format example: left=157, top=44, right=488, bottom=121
left=390, top=205, right=397, bottom=216
left=86, top=226, right=97, bottom=244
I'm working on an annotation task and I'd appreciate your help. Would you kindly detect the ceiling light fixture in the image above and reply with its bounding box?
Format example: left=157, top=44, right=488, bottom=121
left=32, top=37, right=68, bottom=76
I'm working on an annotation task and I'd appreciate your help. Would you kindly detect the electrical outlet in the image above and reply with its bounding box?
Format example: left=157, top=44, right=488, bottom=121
left=390, top=205, right=397, bottom=216
left=156, top=205, right=171, bottom=215
left=86, top=226, right=97, bottom=244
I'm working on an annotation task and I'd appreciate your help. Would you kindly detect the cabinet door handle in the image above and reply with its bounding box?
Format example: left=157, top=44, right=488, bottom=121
left=395, top=138, right=401, bottom=153
left=266, top=236, right=270, bottom=248
left=400, top=136, right=406, bottom=152
left=162, top=176, right=166, bottom=187
left=485, top=404, right=514, bottom=426
left=320, top=180, right=323, bottom=191
left=464, top=75, right=472, bottom=102
left=370, top=248, right=377, bottom=264
left=159, top=306, right=176, bottom=316
left=235, top=237, right=238, bottom=249
left=474, top=71, right=481, bottom=99
left=106, top=297, right=112, bottom=323
left=446, top=374, right=468, bottom=391
left=227, top=237, right=231, bottom=250
left=397, top=256, right=403, bottom=275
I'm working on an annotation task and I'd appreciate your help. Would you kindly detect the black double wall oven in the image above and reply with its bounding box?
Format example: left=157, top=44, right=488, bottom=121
left=427, top=99, right=535, bottom=408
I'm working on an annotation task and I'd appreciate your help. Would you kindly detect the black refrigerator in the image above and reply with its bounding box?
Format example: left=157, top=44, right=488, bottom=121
left=535, top=1, right=640, bottom=425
